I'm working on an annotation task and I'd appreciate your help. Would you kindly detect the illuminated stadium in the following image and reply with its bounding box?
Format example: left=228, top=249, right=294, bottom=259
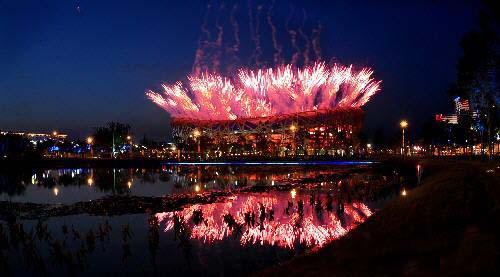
left=147, top=62, right=381, bottom=158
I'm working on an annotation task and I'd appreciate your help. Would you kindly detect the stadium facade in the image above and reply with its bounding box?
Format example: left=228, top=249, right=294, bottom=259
left=171, top=108, right=364, bottom=158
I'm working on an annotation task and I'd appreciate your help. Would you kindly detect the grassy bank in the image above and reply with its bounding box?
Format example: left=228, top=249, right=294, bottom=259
left=259, top=160, right=500, bottom=276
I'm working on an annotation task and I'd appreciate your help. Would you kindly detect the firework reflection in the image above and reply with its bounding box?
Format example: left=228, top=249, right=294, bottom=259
left=157, top=192, right=372, bottom=249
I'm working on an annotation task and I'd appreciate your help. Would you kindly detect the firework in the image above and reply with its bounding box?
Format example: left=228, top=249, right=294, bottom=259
left=146, top=62, right=381, bottom=121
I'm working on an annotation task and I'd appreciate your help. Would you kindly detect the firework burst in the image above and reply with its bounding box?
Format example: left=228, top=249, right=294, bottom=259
left=146, top=62, right=381, bottom=120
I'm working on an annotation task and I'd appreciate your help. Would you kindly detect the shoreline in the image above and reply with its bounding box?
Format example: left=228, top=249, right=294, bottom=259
left=0, top=156, right=495, bottom=169
left=0, top=157, right=381, bottom=169
left=258, top=159, right=500, bottom=276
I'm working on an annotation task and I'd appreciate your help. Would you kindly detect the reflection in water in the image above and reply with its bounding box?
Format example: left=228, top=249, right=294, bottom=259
left=157, top=192, right=372, bottom=249
left=0, top=165, right=396, bottom=204
left=0, top=163, right=421, bottom=275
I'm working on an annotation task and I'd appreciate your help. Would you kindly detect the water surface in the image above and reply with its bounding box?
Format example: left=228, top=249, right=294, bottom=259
left=0, top=163, right=419, bottom=275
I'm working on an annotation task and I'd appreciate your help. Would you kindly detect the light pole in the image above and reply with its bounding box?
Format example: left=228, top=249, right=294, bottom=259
left=126, top=135, right=132, bottom=157
left=193, top=129, right=201, bottom=158
left=87, top=137, right=94, bottom=158
left=112, top=131, right=115, bottom=159
left=290, top=124, right=297, bottom=156
left=400, top=120, right=408, bottom=155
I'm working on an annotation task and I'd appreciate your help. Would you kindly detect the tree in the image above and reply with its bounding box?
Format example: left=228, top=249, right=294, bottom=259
left=140, top=135, right=159, bottom=148
left=372, top=128, right=386, bottom=150
left=448, top=0, right=499, bottom=154
left=92, top=122, right=131, bottom=153
left=0, top=134, right=40, bottom=159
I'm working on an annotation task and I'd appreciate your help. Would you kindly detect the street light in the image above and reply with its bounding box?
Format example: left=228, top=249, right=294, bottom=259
left=87, top=137, right=94, bottom=158
left=400, top=120, right=408, bottom=129
left=193, top=129, right=201, bottom=156
left=400, top=120, right=408, bottom=155
left=52, top=131, right=58, bottom=136
left=125, top=135, right=133, bottom=157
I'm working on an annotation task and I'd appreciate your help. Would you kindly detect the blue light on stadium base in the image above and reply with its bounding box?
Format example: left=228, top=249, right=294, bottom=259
left=162, top=161, right=376, bottom=166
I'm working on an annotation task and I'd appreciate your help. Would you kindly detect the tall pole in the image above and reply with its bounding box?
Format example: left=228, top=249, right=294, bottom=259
left=402, top=128, right=405, bottom=155
left=488, top=106, right=492, bottom=160
left=400, top=120, right=408, bottom=156
left=87, top=137, right=93, bottom=159
left=197, top=138, right=201, bottom=157
left=112, top=130, right=115, bottom=159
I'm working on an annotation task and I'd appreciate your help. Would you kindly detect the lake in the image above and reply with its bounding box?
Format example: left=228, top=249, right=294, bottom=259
left=0, top=162, right=421, bottom=275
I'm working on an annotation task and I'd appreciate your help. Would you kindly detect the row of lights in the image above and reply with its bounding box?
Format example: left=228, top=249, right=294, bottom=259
left=86, top=135, right=132, bottom=144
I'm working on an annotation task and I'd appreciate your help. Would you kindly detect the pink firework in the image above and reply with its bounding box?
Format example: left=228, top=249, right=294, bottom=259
left=146, top=62, right=381, bottom=120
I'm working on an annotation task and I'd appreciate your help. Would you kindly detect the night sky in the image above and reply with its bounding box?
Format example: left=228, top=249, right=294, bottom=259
left=0, top=0, right=480, bottom=141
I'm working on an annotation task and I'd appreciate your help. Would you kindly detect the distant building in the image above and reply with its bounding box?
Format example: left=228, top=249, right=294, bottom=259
left=0, top=130, right=70, bottom=159
left=0, top=131, right=68, bottom=141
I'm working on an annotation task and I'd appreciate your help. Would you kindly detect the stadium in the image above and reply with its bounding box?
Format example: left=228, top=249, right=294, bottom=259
left=147, top=62, right=380, bottom=158
left=171, top=108, right=363, bottom=157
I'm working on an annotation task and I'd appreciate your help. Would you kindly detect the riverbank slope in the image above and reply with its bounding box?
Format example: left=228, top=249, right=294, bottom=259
left=260, top=160, right=500, bottom=276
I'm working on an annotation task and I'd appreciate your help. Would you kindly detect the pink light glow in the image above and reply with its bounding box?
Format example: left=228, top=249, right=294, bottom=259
left=156, top=192, right=372, bottom=248
left=146, top=62, right=381, bottom=120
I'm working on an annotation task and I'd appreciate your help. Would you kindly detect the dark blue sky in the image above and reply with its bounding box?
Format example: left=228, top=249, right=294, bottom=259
left=0, top=0, right=480, bottom=140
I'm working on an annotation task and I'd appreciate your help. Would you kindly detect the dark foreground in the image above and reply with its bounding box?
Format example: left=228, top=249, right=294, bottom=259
left=260, top=160, right=500, bottom=276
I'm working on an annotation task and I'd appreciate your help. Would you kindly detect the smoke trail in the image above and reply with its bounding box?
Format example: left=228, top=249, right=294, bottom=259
left=247, top=0, right=257, bottom=66
left=312, top=23, right=322, bottom=61
left=192, top=3, right=212, bottom=75
left=225, top=3, right=241, bottom=73
left=285, top=4, right=300, bottom=66
left=267, top=1, right=283, bottom=65
left=230, top=4, right=240, bottom=53
left=254, top=4, right=264, bottom=67
left=298, top=9, right=311, bottom=66
left=211, top=4, right=225, bottom=72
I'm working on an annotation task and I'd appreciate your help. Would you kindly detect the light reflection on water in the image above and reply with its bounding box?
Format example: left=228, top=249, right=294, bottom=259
left=157, top=192, right=372, bottom=249
left=0, top=164, right=420, bottom=275
left=0, top=165, right=372, bottom=204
